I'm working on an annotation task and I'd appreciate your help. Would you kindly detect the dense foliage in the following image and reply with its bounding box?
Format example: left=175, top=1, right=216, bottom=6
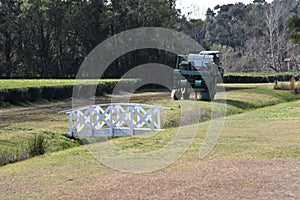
left=0, top=0, right=179, bottom=78
left=0, top=0, right=300, bottom=78
left=201, top=0, right=300, bottom=72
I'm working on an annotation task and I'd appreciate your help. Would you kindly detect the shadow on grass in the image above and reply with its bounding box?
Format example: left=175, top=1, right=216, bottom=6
left=221, top=86, right=255, bottom=92
left=215, top=99, right=255, bottom=110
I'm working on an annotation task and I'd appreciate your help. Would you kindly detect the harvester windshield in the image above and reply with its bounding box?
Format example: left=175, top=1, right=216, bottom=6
left=199, top=51, right=220, bottom=65
left=188, top=54, right=214, bottom=69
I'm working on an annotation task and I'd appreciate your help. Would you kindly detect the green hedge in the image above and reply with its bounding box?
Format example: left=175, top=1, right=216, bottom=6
left=223, top=74, right=299, bottom=83
left=3, top=75, right=297, bottom=104
left=0, top=80, right=136, bottom=104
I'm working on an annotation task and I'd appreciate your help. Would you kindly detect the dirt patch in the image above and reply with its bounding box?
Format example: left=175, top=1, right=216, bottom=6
left=70, top=161, right=300, bottom=200
left=57, top=161, right=299, bottom=200
left=1, top=160, right=299, bottom=199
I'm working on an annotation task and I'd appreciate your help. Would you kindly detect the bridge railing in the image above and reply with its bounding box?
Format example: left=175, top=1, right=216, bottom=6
left=61, top=103, right=169, bottom=137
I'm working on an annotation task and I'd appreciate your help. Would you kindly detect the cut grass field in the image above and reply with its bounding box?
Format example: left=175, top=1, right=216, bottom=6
left=0, top=88, right=299, bottom=199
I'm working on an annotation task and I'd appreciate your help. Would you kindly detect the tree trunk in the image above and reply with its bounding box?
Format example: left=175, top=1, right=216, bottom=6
left=57, top=40, right=64, bottom=78
left=4, top=31, right=12, bottom=78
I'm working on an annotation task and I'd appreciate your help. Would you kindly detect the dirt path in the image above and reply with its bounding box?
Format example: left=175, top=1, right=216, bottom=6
left=1, top=160, right=299, bottom=199
left=61, top=161, right=300, bottom=200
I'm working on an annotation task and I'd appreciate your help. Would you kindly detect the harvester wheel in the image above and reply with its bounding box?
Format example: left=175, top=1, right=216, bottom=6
left=201, top=91, right=214, bottom=101
left=173, top=90, right=182, bottom=100
left=183, top=91, right=190, bottom=100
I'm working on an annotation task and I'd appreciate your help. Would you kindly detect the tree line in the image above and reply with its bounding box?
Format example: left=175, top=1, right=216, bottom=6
left=0, top=0, right=179, bottom=78
left=0, top=0, right=300, bottom=78
left=191, top=0, right=300, bottom=72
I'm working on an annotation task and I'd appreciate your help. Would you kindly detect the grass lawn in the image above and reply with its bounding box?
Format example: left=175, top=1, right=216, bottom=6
left=0, top=95, right=299, bottom=199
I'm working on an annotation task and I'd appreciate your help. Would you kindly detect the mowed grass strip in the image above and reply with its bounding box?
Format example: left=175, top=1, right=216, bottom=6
left=0, top=98, right=299, bottom=199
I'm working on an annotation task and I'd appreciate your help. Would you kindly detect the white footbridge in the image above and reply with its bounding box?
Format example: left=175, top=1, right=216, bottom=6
left=61, top=103, right=168, bottom=137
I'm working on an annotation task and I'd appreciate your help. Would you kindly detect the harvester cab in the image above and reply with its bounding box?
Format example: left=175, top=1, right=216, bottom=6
left=171, top=51, right=223, bottom=101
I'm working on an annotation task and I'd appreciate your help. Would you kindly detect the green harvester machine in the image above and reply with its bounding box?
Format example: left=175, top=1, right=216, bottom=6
left=171, top=51, right=224, bottom=101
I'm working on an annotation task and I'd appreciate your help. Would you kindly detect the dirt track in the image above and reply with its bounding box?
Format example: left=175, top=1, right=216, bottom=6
left=51, top=161, right=298, bottom=200
left=1, top=159, right=299, bottom=199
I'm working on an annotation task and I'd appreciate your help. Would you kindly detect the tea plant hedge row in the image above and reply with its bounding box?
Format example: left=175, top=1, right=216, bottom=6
left=223, top=73, right=300, bottom=83
left=1, top=73, right=300, bottom=104
left=0, top=80, right=135, bottom=104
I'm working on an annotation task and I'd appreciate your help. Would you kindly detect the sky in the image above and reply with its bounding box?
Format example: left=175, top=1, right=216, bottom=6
left=176, top=0, right=272, bottom=19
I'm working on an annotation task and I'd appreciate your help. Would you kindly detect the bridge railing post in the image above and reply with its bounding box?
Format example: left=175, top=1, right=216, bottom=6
left=150, top=108, right=155, bottom=131
left=130, top=106, right=134, bottom=135
left=69, top=111, right=73, bottom=137
left=157, top=108, right=161, bottom=130
left=89, top=106, right=93, bottom=136
left=109, top=105, right=114, bottom=136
